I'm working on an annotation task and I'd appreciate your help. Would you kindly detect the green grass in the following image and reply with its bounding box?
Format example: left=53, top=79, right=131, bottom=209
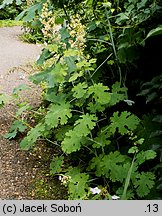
left=0, top=19, right=23, bottom=27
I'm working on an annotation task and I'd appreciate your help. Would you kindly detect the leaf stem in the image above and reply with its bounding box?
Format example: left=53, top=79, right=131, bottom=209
left=90, top=53, right=113, bottom=78
left=6, top=110, right=33, bottom=129
left=121, top=155, right=135, bottom=200
left=87, top=38, right=112, bottom=46
left=72, top=109, right=84, bottom=114
left=105, top=8, right=122, bottom=84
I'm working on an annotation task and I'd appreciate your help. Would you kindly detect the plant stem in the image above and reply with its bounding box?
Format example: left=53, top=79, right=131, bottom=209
left=91, top=53, right=113, bottom=78
left=87, top=38, right=112, bottom=46
left=121, top=156, right=135, bottom=200
left=7, top=110, right=33, bottom=129
left=105, top=8, right=122, bottom=84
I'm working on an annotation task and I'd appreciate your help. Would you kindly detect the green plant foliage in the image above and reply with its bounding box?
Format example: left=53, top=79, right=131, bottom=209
left=137, top=75, right=162, bottom=171
left=16, top=2, right=43, bottom=22
left=0, top=0, right=15, bottom=8
left=121, top=157, right=135, bottom=200
left=93, top=126, right=111, bottom=149
left=138, top=75, right=162, bottom=104
left=88, top=83, right=110, bottom=104
left=0, top=0, right=24, bottom=19
left=89, top=151, right=127, bottom=181
left=15, top=103, right=31, bottom=117
left=134, top=172, right=155, bottom=197
left=20, top=123, right=46, bottom=150
left=62, top=114, right=97, bottom=153
left=109, top=111, right=140, bottom=135
left=66, top=167, right=89, bottom=199
left=136, top=150, right=157, bottom=165
left=45, top=102, right=72, bottom=128
left=72, top=82, right=88, bottom=99
left=146, top=25, right=162, bottom=39
left=50, top=156, right=64, bottom=175
left=109, top=82, right=127, bottom=106
left=4, top=120, right=27, bottom=139
left=4, top=0, right=162, bottom=200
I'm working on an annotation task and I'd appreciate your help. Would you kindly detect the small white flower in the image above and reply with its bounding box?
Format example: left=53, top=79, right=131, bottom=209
left=124, top=99, right=135, bottom=106
left=58, top=176, right=62, bottom=181
left=112, top=195, right=120, bottom=200
left=90, top=187, right=101, bottom=195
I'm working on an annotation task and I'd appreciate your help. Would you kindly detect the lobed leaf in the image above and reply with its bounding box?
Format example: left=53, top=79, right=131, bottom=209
left=109, top=82, right=127, bottom=106
left=136, top=150, right=157, bottom=165
left=62, top=114, right=97, bottom=153
left=50, top=156, right=64, bottom=175
left=93, top=126, right=111, bottom=148
left=88, top=83, right=111, bottom=104
left=72, top=82, right=88, bottom=99
left=109, top=111, right=140, bottom=135
left=134, top=172, right=155, bottom=197
left=89, top=151, right=127, bottom=182
left=20, top=123, right=45, bottom=150
left=45, top=102, right=72, bottom=128
left=5, top=120, right=27, bottom=140
left=66, top=167, right=89, bottom=199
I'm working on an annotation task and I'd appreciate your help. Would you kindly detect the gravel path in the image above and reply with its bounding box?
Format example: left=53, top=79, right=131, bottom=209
left=0, top=26, right=42, bottom=199
left=0, top=26, right=42, bottom=94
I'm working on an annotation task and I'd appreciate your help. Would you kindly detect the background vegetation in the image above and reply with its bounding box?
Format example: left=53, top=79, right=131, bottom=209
left=0, top=0, right=162, bottom=200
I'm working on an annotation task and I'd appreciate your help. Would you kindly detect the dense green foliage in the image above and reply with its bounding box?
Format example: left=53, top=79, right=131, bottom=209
left=1, top=0, right=162, bottom=200
left=0, top=0, right=25, bottom=20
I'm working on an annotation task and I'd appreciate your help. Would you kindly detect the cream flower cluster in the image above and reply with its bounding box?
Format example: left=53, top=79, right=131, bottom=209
left=69, top=15, right=86, bottom=50
left=40, top=2, right=61, bottom=42
left=40, top=2, right=86, bottom=51
left=26, top=0, right=34, bottom=6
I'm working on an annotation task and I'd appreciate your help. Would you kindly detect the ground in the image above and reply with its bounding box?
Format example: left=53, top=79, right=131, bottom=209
left=0, top=26, right=66, bottom=199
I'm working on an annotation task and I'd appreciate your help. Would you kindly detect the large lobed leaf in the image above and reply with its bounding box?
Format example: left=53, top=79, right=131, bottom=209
left=45, top=102, right=72, bottom=128
left=50, top=156, right=64, bottom=175
left=61, top=114, right=97, bottom=153
left=66, top=167, right=89, bottom=200
left=109, top=111, right=140, bottom=135
left=134, top=172, right=155, bottom=197
left=20, top=123, right=45, bottom=150
left=89, top=151, right=129, bottom=182
left=88, top=83, right=111, bottom=104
